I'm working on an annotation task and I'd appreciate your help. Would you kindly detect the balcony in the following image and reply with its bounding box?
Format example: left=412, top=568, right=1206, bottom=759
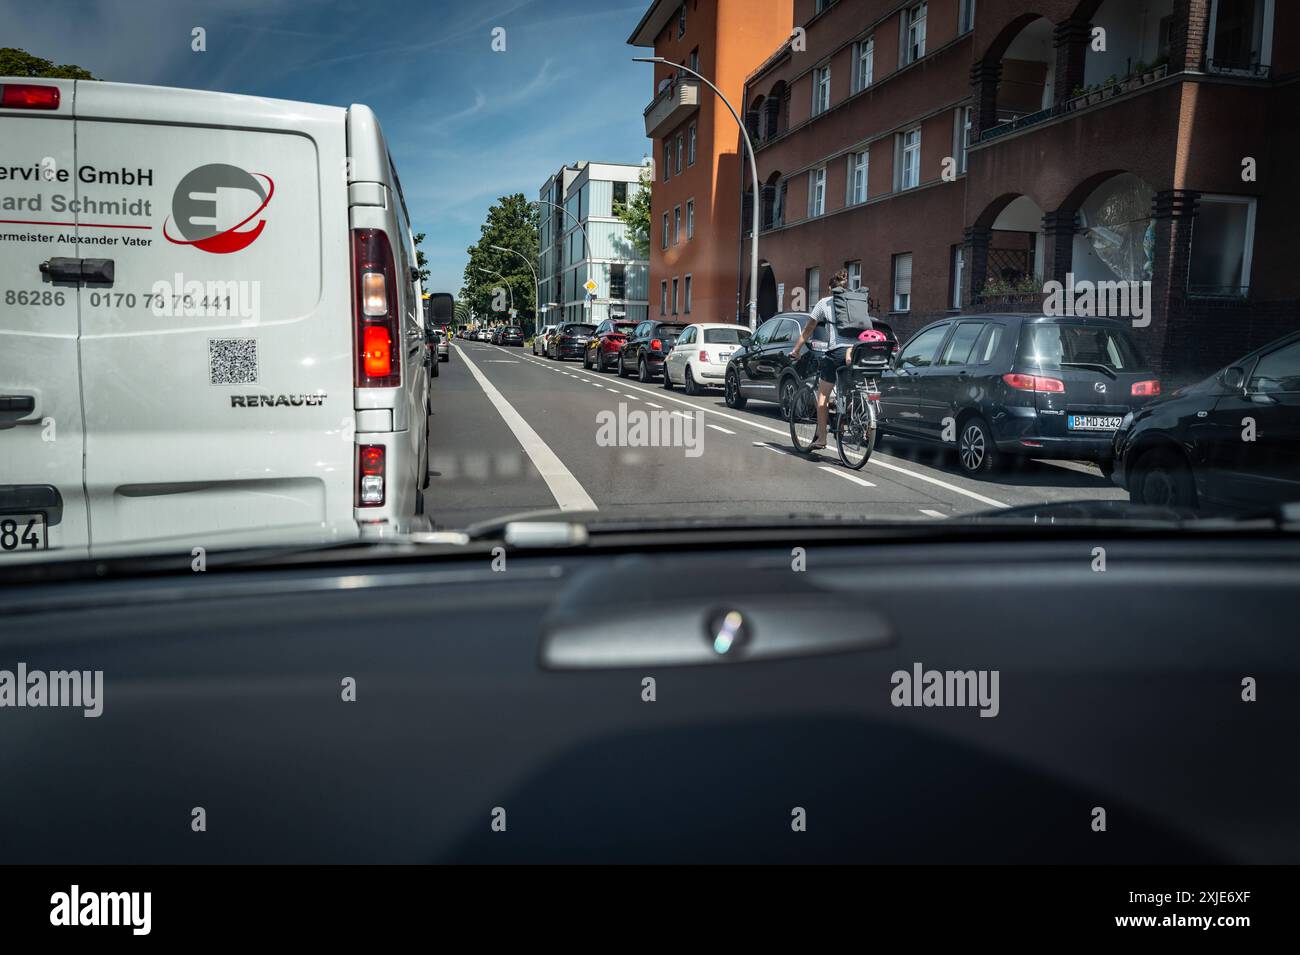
left=644, top=76, right=699, bottom=139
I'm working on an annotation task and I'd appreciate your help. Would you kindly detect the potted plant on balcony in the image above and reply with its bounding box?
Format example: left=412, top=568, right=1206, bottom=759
left=978, top=274, right=1045, bottom=309
left=1084, top=83, right=1106, bottom=107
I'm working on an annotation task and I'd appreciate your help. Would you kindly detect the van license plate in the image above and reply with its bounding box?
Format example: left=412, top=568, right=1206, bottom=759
left=1068, top=415, right=1123, bottom=431
left=0, top=514, right=47, bottom=551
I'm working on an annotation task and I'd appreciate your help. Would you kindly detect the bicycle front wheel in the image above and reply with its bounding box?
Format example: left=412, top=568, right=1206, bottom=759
left=836, top=391, right=876, bottom=470
left=789, top=384, right=820, bottom=453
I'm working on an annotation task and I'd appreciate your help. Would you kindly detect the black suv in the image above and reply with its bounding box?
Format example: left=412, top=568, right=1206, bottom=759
left=548, top=322, right=596, bottom=360
left=874, top=314, right=1160, bottom=475
left=498, top=326, right=524, bottom=346
left=1113, top=330, right=1300, bottom=512
left=618, top=319, right=689, bottom=381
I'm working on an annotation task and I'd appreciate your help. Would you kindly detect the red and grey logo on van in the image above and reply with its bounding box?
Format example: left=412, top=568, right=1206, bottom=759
left=162, top=163, right=274, bottom=254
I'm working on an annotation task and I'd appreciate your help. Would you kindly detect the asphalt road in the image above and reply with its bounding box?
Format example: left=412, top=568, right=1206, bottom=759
left=426, top=338, right=1127, bottom=530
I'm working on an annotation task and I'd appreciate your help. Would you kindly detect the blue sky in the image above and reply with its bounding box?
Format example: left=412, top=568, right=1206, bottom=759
left=2, top=0, right=653, bottom=291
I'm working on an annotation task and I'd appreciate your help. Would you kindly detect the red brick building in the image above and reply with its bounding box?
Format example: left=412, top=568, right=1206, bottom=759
left=741, top=0, right=1297, bottom=379
left=629, top=0, right=795, bottom=325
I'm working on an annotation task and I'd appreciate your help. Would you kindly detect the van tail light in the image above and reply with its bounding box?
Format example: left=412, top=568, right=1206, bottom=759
left=650, top=338, right=663, bottom=351
left=1131, top=379, right=1161, bottom=397
left=357, top=445, right=386, bottom=507
left=352, top=229, right=400, bottom=387
left=1003, top=373, right=1065, bottom=393
left=0, top=84, right=60, bottom=110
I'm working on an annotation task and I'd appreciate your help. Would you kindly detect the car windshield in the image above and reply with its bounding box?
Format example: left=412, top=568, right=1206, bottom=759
left=1018, top=323, right=1144, bottom=372
left=1, top=0, right=1297, bottom=574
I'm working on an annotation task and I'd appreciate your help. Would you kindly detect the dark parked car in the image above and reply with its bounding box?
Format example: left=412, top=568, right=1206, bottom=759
left=498, top=325, right=525, bottom=347
left=723, top=312, right=898, bottom=419
left=617, top=319, right=688, bottom=381
left=584, top=318, right=639, bottom=371
left=548, top=322, right=597, bottom=360
left=1113, top=330, right=1300, bottom=512
left=871, top=314, right=1160, bottom=476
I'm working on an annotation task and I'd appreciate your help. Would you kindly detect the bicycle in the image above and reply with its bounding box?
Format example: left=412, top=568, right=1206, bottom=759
left=788, top=347, right=881, bottom=470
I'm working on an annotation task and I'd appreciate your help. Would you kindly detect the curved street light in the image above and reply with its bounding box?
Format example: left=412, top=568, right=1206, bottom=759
left=634, top=56, right=760, bottom=330
left=533, top=198, right=593, bottom=324
left=490, top=244, right=540, bottom=335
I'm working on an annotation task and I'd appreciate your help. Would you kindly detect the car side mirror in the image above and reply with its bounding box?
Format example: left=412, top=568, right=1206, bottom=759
left=1221, top=366, right=1245, bottom=391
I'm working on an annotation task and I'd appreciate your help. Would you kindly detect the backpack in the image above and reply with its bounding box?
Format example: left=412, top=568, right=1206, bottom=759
left=832, top=286, right=872, bottom=329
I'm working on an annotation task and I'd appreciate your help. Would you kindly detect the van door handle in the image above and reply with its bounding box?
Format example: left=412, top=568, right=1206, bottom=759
left=39, top=257, right=115, bottom=283
left=0, top=395, right=36, bottom=414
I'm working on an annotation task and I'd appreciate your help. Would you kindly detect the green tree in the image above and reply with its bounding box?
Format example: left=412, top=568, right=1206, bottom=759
left=615, top=167, right=652, bottom=259
left=0, top=47, right=97, bottom=80
left=460, top=193, right=539, bottom=328
left=413, top=232, right=431, bottom=286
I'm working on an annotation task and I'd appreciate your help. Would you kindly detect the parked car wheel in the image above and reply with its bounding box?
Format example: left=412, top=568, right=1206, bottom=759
left=638, top=358, right=651, bottom=382
left=684, top=367, right=700, bottom=396
left=778, top=376, right=798, bottom=421
left=1130, top=448, right=1198, bottom=509
left=724, top=368, right=746, bottom=409
left=617, top=353, right=629, bottom=378
left=957, top=416, right=1003, bottom=477
left=582, top=349, right=593, bottom=370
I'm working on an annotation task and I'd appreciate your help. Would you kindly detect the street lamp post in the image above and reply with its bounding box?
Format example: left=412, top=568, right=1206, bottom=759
left=533, top=198, right=592, bottom=326
left=490, top=244, right=539, bottom=337
left=476, top=266, right=513, bottom=321
left=634, top=56, right=761, bottom=331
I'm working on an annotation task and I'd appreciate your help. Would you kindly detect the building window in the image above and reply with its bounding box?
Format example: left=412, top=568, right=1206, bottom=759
left=1206, top=0, right=1274, bottom=75
left=672, top=278, right=679, bottom=314
left=689, top=48, right=699, bottom=74
left=673, top=205, right=682, bottom=244
left=675, top=135, right=683, bottom=175
left=854, top=37, right=874, bottom=91
left=686, top=198, right=695, bottom=239
left=896, top=127, right=921, bottom=190
left=812, top=65, right=831, bottom=116
left=661, top=211, right=669, bottom=249
left=660, top=281, right=668, bottom=315
left=611, top=263, right=626, bottom=300
left=688, top=123, right=697, bottom=165
left=958, top=0, right=976, bottom=35
left=816, top=0, right=833, bottom=13
left=950, top=244, right=965, bottom=308
left=903, top=2, right=927, bottom=66
left=807, top=267, right=822, bottom=302
left=684, top=274, right=693, bottom=313
left=678, top=2, right=687, bottom=37
left=613, top=180, right=627, bottom=208
left=849, top=150, right=869, bottom=204
left=955, top=107, right=972, bottom=175
left=893, top=253, right=913, bottom=311
left=1189, top=195, right=1257, bottom=296
left=847, top=260, right=862, bottom=290
left=776, top=179, right=787, bottom=226
left=808, top=167, right=826, bottom=217
left=663, top=140, right=671, bottom=181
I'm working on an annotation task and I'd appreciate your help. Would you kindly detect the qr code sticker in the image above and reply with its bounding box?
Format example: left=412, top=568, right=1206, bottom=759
left=208, top=338, right=258, bottom=385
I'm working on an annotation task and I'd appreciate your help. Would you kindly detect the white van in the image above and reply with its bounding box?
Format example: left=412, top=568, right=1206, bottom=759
left=0, top=78, right=432, bottom=555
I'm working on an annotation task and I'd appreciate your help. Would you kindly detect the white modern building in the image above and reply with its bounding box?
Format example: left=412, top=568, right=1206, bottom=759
left=538, top=160, right=650, bottom=326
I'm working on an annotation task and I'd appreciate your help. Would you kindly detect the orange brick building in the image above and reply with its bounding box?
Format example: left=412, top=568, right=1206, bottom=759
left=629, top=0, right=795, bottom=325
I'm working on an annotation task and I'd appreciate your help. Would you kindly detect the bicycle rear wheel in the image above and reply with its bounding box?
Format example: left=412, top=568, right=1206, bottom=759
left=789, top=383, right=820, bottom=453
left=836, top=391, right=875, bottom=470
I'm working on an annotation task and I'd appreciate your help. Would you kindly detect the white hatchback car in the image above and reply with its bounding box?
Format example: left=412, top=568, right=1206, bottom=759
left=663, top=323, right=753, bottom=395
left=533, top=324, right=557, bottom=356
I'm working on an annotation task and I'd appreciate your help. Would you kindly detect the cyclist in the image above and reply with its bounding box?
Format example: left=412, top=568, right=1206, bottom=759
left=790, top=269, right=854, bottom=451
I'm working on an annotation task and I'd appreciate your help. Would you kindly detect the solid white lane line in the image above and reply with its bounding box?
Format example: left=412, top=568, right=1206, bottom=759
left=453, top=344, right=596, bottom=512
left=567, top=366, right=1007, bottom=510
left=920, top=509, right=946, bottom=519
left=644, top=401, right=663, bottom=409
left=819, top=466, right=876, bottom=487
left=707, top=424, right=735, bottom=435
